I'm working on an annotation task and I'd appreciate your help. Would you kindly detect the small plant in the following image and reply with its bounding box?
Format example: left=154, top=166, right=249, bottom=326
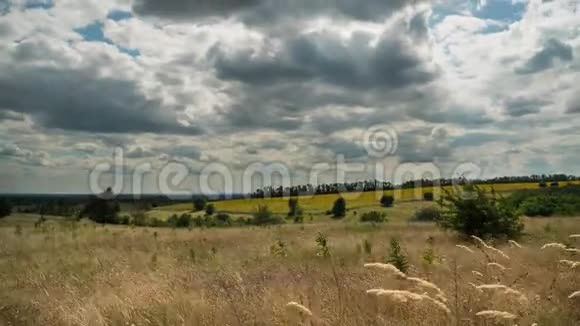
left=331, top=197, right=346, bottom=218
left=270, top=239, right=287, bottom=257
left=422, top=247, right=436, bottom=266
left=363, top=239, right=372, bottom=255
left=380, top=195, right=394, bottom=207
left=360, top=211, right=387, bottom=223
left=189, top=248, right=196, bottom=263
left=14, top=224, right=23, bottom=236
left=315, top=232, right=330, bottom=258
left=387, top=238, right=409, bottom=273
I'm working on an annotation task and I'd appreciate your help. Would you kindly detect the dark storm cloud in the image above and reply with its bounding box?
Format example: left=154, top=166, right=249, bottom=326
left=133, top=0, right=424, bottom=23
left=0, top=109, right=25, bottom=121
left=0, top=66, right=204, bottom=135
left=502, top=96, right=549, bottom=117
left=515, top=38, right=573, bottom=74
left=213, top=31, right=437, bottom=90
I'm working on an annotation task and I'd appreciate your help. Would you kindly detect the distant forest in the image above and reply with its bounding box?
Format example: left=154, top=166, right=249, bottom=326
left=247, top=174, right=579, bottom=198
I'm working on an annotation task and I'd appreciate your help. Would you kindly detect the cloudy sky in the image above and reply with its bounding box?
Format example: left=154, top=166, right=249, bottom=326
left=0, top=0, right=579, bottom=194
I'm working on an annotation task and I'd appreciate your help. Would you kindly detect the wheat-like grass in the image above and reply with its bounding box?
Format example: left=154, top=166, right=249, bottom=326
left=508, top=240, right=522, bottom=248
left=541, top=243, right=567, bottom=250
left=476, top=310, right=517, bottom=320
left=364, top=263, right=407, bottom=279
left=456, top=244, right=474, bottom=253
left=367, top=289, right=451, bottom=315
left=286, top=302, right=313, bottom=317
left=476, top=284, right=508, bottom=291
left=472, top=270, right=484, bottom=278
left=565, top=248, right=580, bottom=254
left=488, top=247, right=510, bottom=260
left=559, top=260, right=580, bottom=268
left=487, top=262, right=507, bottom=271
left=471, top=235, right=491, bottom=249
left=406, top=277, right=445, bottom=296
left=569, top=291, right=580, bottom=299
left=569, top=234, right=580, bottom=239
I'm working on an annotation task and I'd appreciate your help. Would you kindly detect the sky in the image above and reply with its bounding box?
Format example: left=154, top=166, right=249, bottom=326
left=0, top=0, right=579, bottom=194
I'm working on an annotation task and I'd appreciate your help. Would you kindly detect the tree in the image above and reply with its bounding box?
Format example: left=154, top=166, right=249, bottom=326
left=205, top=203, right=215, bottom=216
left=380, top=195, right=394, bottom=207
left=331, top=197, right=346, bottom=218
left=192, top=196, right=207, bottom=211
left=423, top=192, right=434, bottom=201
left=0, top=198, right=12, bottom=218
left=437, top=185, right=523, bottom=239
left=81, top=188, right=120, bottom=224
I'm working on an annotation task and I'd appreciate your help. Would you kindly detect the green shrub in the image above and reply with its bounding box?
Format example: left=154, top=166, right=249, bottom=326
left=215, top=212, right=231, bottom=225
left=252, top=205, right=283, bottom=225
left=438, top=185, right=523, bottom=239
left=331, top=197, right=346, bottom=218
left=287, top=197, right=303, bottom=221
left=414, top=207, right=441, bottom=222
left=423, top=192, right=434, bottom=201
left=360, top=211, right=386, bottom=223
left=380, top=195, right=394, bottom=207
left=205, top=204, right=215, bottom=216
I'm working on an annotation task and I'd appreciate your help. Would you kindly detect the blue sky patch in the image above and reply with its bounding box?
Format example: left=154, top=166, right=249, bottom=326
left=75, top=21, right=140, bottom=57
left=473, top=0, right=527, bottom=23
left=107, top=10, right=133, bottom=21
left=25, top=0, right=54, bottom=10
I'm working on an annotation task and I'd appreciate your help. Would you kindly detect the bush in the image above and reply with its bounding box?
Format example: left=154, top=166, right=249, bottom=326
left=423, top=192, right=434, bottom=201
left=550, top=182, right=559, bottom=188
left=192, top=196, right=207, bottom=211
left=205, top=203, right=215, bottom=216
left=506, top=186, right=580, bottom=217
left=414, top=207, right=441, bottom=222
left=438, top=185, right=523, bottom=239
left=380, top=195, right=394, bottom=207
left=331, top=197, right=346, bottom=218
left=287, top=197, right=303, bottom=219
left=360, top=211, right=386, bottom=223
left=252, top=205, right=283, bottom=225
left=215, top=212, right=231, bottom=226
left=168, top=213, right=192, bottom=228
left=0, top=198, right=12, bottom=218
left=539, top=181, right=547, bottom=188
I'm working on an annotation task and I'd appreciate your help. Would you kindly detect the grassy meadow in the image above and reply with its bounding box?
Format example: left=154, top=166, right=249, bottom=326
left=1, top=200, right=580, bottom=325
left=149, top=182, right=580, bottom=219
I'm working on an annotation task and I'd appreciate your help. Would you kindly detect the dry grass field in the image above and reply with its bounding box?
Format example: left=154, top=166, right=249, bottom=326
left=1, top=203, right=579, bottom=326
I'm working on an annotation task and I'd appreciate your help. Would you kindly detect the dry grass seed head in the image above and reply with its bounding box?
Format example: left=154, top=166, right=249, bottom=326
left=508, top=240, right=522, bottom=248
left=487, top=262, right=507, bottom=271
left=472, top=270, right=484, bottom=278
left=541, top=243, right=567, bottom=250
left=364, top=263, right=407, bottom=279
left=456, top=244, right=474, bottom=254
left=286, top=302, right=313, bottom=317
left=476, top=310, right=517, bottom=320
left=569, top=291, right=580, bottom=299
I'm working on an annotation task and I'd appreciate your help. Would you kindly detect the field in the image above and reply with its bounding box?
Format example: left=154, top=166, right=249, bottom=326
left=1, top=202, right=579, bottom=325
left=150, top=182, right=580, bottom=218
